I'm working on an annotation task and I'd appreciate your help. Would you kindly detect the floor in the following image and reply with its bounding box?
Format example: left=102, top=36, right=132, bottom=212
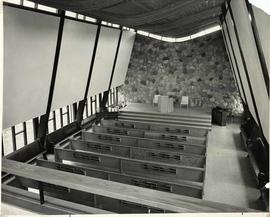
left=203, top=123, right=264, bottom=210
left=1, top=103, right=265, bottom=213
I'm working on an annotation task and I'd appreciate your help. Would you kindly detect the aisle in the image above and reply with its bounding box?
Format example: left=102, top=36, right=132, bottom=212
left=203, top=123, right=264, bottom=210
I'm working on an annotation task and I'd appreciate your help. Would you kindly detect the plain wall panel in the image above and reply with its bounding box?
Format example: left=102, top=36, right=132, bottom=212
left=88, top=27, right=120, bottom=96
left=231, top=0, right=269, bottom=143
left=111, top=31, right=136, bottom=88
left=252, top=5, right=270, bottom=75
left=51, top=19, right=97, bottom=111
left=225, top=12, right=258, bottom=125
left=3, top=7, right=59, bottom=129
left=222, top=23, right=246, bottom=104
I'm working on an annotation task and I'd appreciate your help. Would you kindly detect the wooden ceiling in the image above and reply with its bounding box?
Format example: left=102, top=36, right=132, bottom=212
left=30, top=0, right=225, bottom=37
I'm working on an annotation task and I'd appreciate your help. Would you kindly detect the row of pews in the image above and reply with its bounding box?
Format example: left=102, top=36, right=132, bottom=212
left=2, top=110, right=254, bottom=213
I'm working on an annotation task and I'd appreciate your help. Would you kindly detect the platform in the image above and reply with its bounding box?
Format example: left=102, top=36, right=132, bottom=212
left=122, top=103, right=211, bottom=118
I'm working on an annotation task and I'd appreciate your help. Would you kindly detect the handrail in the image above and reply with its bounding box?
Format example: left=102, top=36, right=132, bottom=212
left=2, top=159, right=256, bottom=213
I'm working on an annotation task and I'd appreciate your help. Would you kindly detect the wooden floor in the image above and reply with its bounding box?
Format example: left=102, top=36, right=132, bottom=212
left=1, top=103, right=263, bottom=214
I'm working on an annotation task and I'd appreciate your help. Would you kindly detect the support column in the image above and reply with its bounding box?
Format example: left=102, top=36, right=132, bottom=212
left=101, top=27, right=123, bottom=112
left=37, top=10, right=65, bottom=148
left=76, top=21, right=102, bottom=124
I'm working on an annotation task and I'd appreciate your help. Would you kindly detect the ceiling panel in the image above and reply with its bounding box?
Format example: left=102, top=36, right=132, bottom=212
left=30, top=0, right=225, bottom=37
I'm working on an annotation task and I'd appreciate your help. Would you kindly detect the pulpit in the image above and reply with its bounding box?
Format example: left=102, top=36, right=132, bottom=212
left=158, top=96, right=174, bottom=113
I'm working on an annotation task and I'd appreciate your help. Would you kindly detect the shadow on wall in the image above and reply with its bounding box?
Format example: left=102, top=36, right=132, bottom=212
left=119, top=32, right=243, bottom=114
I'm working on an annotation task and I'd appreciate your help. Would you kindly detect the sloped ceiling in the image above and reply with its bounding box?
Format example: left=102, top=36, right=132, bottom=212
left=29, top=0, right=225, bottom=37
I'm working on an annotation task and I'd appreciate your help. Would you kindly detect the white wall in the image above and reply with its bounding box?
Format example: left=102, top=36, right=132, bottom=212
left=88, top=26, right=120, bottom=96
left=222, top=23, right=246, bottom=105
left=225, top=11, right=258, bottom=126
left=3, top=7, right=59, bottom=128
left=231, top=0, right=269, bottom=143
left=51, top=19, right=97, bottom=111
left=252, top=5, right=270, bottom=74
left=111, top=30, right=136, bottom=88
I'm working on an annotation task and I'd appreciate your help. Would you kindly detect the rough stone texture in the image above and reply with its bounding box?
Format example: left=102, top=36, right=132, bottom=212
left=119, top=32, right=243, bottom=114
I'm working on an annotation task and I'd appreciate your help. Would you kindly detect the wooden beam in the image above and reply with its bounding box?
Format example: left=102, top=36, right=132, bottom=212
left=2, top=159, right=256, bottom=213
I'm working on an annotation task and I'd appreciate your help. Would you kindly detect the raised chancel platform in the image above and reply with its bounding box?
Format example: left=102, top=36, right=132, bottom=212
left=121, top=103, right=211, bottom=117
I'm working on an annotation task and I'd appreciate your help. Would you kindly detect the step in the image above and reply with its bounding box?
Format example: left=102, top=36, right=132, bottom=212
left=118, top=113, right=211, bottom=127
left=120, top=110, right=211, bottom=120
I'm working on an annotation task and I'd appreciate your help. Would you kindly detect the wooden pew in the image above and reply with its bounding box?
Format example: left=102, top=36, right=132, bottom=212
left=35, top=159, right=203, bottom=198
left=92, top=125, right=206, bottom=145
left=2, top=159, right=255, bottom=213
left=96, top=124, right=208, bottom=141
left=2, top=184, right=114, bottom=214
left=69, top=139, right=205, bottom=168
left=17, top=176, right=164, bottom=213
left=54, top=147, right=205, bottom=183
left=81, top=132, right=206, bottom=155
left=101, top=119, right=208, bottom=136
left=118, top=115, right=212, bottom=129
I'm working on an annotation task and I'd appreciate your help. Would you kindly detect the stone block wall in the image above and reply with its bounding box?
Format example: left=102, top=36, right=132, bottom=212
left=119, top=31, right=243, bottom=114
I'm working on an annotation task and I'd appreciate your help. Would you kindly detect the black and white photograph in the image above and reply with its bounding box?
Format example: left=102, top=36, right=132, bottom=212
left=0, top=0, right=269, bottom=216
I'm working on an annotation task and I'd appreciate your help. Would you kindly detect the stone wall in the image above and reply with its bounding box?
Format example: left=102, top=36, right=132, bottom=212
left=119, top=31, right=243, bottom=114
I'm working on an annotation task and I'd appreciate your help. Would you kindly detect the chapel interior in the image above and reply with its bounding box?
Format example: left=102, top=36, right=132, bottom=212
left=1, top=0, right=269, bottom=214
